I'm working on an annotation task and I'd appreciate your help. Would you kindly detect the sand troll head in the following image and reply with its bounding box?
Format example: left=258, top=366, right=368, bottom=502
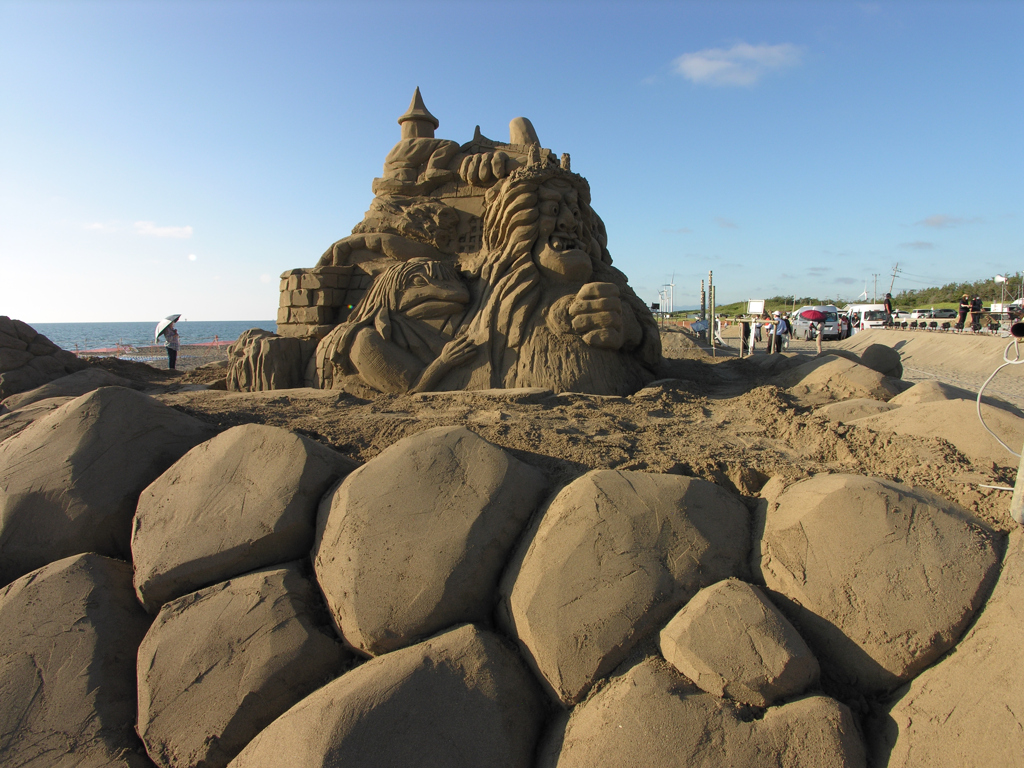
left=465, top=164, right=611, bottom=362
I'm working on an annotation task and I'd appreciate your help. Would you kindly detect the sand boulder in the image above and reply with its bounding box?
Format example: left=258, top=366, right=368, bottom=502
left=1, top=366, right=138, bottom=411
left=500, top=470, right=750, bottom=705
left=132, top=423, right=357, bottom=612
left=777, top=356, right=902, bottom=406
left=137, top=563, right=349, bottom=768
left=859, top=343, right=903, bottom=378
left=229, top=624, right=545, bottom=768
left=314, top=425, right=547, bottom=656
left=540, top=657, right=865, bottom=768
left=0, top=316, right=89, bottom=401
left=0, top=396, right=73, bottom=443
left=0, top=553, right=152, bottom=767
left=758, top=474, right=1001, bottom=695
left=658, top=578, right=819, bottom=707
left=876, top=528, right=1024, bottom=768
left=0, top=387, right=217, bottom=586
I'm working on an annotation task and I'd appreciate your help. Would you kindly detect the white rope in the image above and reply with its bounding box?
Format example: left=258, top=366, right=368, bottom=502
left=976, top=339, right=1024, bottom=458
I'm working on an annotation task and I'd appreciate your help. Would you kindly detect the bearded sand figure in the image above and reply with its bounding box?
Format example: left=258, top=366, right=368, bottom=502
left=440, top=161, right=660, bottom=395
left=315, top=258, right=475, bottom=394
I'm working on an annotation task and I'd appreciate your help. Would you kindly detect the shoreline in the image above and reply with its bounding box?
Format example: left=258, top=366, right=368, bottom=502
left=79, top=342, right=235, bottom=372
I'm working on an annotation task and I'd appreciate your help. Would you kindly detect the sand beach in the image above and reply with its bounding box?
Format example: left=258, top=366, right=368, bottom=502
left=1, top=321, right=1022, bottom=767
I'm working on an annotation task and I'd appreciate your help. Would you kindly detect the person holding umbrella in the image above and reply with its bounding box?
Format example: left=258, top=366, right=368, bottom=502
left=155, top=314, right=181, bottom=370
left=799, top=308, right=827, bottom=354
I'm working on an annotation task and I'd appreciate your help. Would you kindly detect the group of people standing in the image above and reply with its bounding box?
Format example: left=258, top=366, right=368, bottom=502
left=744, top=311, right=793, bottom=355
left=957, top=294, right=984, bottom=332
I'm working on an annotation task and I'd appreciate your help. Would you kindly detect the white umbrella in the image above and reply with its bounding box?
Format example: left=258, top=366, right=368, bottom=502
left=155, top=314, right=181, bottom=341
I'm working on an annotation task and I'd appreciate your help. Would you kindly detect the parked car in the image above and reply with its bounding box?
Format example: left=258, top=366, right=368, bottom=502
left=844, top=303, right=889, bottom=333
left=792, top=305, right=842, bottom=341
left=909, top=308, right=958, bottom=320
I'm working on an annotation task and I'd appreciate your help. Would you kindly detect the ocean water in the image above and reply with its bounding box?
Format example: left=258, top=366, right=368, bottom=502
left=31, top=320, right=277, bottom=352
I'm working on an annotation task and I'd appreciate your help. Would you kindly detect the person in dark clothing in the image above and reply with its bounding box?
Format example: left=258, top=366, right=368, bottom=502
left=883, top=293, right=894, bottom=323
left=957, top=293, right=970, bottom=331
left=970, top=296, right=983, bottom=332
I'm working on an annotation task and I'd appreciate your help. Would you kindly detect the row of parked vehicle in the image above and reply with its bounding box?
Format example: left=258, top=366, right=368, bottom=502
left=790, top=302, right=1017, bottom=340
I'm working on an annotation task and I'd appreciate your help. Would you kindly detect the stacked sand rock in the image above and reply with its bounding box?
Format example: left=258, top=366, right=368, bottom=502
left=0, top=357, right=1022, bottom=766
left=0, top=316, right=88, bottom=401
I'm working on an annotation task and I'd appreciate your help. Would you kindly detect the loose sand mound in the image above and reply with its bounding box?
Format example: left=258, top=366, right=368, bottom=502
left=815, top=398, right=896, bottom=423
left=776, top=356, right=904, bottom=407
left=834, top=329, right=1019, bottom=380
left=889, top=378, right=1023, bottom=415
left=659, top=327, right=704, bottom=360
left=854, top=399, right=1024, bottom=468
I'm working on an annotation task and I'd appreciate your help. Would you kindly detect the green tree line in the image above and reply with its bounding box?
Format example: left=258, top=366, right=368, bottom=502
left=890, top=272, right=1023, bottom=307
left=677, top=274, right=1023, bottom=317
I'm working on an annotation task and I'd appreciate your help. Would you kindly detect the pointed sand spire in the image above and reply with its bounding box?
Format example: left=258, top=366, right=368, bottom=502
left=398, top=87, right=439, bottom=129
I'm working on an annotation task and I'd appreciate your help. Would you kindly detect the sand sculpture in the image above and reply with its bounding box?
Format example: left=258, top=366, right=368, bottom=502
left=259, top=89, right=660, bottom=396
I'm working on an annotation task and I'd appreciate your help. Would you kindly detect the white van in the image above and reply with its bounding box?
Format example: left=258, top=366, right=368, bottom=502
left=844, top=303, right=888, bottom=333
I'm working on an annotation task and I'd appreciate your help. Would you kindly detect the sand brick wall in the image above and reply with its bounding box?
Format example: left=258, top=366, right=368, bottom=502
left=276, top=266, right=374, bottom=341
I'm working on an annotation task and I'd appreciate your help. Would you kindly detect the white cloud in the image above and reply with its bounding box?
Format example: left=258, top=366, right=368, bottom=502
left=84, top=221, right=119, bottom=233
left=715, top=216, right=739, bottom=229
left=187, top=253, right=197, bottom=261
left=901, top=241, right=935, bottom=250
left=674, top=42, right=802, bottom=87
left=135, top=221, right=194, bottom=239
left=260, top=274, right=272, bottom=283
left=915, top=214, right=982, bottom=229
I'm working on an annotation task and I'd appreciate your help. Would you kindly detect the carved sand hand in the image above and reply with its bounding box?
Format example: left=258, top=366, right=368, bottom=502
left=438, top=336, right=477, bottom=365
left=568, top=282, right=625, bottom=350
left=412, top=336, right=479, bottom=393
left=459, top=151, right=510, bottom=187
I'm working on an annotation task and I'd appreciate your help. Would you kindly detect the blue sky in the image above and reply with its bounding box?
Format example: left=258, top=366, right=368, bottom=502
left=1, top=0, right=1021, bottom=322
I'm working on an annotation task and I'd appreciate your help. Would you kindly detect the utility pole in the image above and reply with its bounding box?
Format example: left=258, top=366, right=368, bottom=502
left=710, top=285, right=716, bottom=357
left=669, top=273, right=675, bottom=316
left=872, top=274, right=879, bottom=303
left=708, top=270, right=714, bottom=347
left=888, top=263, right=901, bottom=294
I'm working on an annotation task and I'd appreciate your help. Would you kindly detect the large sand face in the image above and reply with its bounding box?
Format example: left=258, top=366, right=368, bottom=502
left=1, top=326, right=1022, bottom=767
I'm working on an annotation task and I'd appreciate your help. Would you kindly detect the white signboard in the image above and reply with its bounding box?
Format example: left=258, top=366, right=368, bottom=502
left=747, top=299, right=765, bottom=316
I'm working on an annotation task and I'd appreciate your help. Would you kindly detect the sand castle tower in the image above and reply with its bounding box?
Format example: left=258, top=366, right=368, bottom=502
left=398, top=87, right=440, bottom=139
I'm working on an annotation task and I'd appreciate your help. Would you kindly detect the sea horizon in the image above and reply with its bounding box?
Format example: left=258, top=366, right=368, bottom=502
left=28, top=320, right=277, bottom=353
